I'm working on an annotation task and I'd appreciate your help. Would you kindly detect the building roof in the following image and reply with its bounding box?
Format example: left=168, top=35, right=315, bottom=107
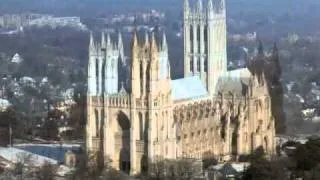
left=172, top=76, right=208, bottom=101
left=222, top=68, right=251, bottom=79
left=0, top=98, right=11, bottom=109
left=209, top=162, right=250, bottom=178
left=0, top=147, right=57, bottom=166
left=11, top=53, right=23, bottom=63
left=216, top=68, right=251, bottom=95
left=14, top=144, right=81, bottom=163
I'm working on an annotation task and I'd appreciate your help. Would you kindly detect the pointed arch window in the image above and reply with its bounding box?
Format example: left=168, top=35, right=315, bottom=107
left=197, top=25, right=201, bottom=53
left=101, top=57, right=106, bottom=93
left=139, top=112, right=143, bottom=140
left=144, top=112, right=149, bottom=142
left=204, top=59, right=208, bottom=73
left=140, top=62, right=144, bottom=94
left=95, top=109, right=99, bottom=137
left=95, top=58, right=99, bottom=93
left=204, top=25, right=208, bottom=53
left=190, top=59, right=194, bottom=72
left=190, top=25, right=193, bottom=54
left=197, top=59, right=201, bottom=72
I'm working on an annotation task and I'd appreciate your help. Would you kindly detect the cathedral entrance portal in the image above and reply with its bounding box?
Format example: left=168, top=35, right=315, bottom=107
left=231, top=131, right=237, bottom=155
left=116, top=111, right=131, bottom=174
left=264, top=136, right=268, bottom=153
left=120, top=148, right=130, bottom=174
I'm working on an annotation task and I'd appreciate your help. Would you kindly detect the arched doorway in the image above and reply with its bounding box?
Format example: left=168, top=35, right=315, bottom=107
left=116, top=111, right=131, bottom=174
left=264, top=136, right=268, bottom=153
left=231, top=131, right=237, bottom=155
left=140, top=155, right=148, bottom=173
left=120, top=148, right=130, bottom=174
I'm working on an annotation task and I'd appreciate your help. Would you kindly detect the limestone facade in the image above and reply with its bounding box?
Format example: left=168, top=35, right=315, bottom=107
left=86, top=0, right=276, bottom=175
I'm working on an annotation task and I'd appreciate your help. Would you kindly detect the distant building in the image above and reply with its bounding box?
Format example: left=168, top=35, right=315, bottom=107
left=19, top=76, right=36, bottom=88
left=287, top=33, right=300, bottom=44
left=28, top=16, right=87, bottom=30
left=229, top=32, right=257, bottom=42
left=0, top=98, right=11, bottom=111
left=11, top=53, right=23, bottom=64
left=207, top=162, right=250, bottom=180
left=53, top=89, right=77, bottom=114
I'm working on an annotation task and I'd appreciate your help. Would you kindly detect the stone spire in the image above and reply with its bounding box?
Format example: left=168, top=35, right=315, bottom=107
left=131, top=28, right=140, bottom=96
left=132, top=29, right=138, bottom=57
left=88, top=32, right=97, bottom=95
left=211, top=0, right=225, bottom=14
left=101, top=31, right=107, bottom=49
left=89, top=31, right=96, bottom=53
left=258, top=40, right=264, bottom=56
left=119, top=81, right=127, bottom=94
left=118, top=31, right=125, bottom=64
left=162, top=32, right=168, bottom=51
left=118, top=31, right=123, bottom=49
left=151, top=31, right=158, bottom=53
left=184, top=0, right=190, bottom=13
left=113, top=42, right=118, bottom=51
left=272, top=42, right=278, bottom=55
left=144, top=31, right=149, bottom=47
left=272, top=42, right=281, bottom=76
left=220, top=0, right=226, bottom=11
left=208, top=0, right=213, bottom=11
left=160, top=32, right=170, bottom=79
left=149, top=31, right=159, bottom=93
left=107, top=33, right=111, bottom=47
left=207, top=0, right=214, bottom=19
left=197, top=0, right=203, bottom=12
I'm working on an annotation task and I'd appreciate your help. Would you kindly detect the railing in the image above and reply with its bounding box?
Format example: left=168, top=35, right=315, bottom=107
left=90, top=95, right=130, bottom=108
left=91, top=96, right=104, bottom=106
left=109, top=95, right=130, bottom=108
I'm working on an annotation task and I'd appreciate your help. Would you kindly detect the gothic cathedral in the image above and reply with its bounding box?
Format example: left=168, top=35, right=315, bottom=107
left=86, top=0, right=276, bottom=175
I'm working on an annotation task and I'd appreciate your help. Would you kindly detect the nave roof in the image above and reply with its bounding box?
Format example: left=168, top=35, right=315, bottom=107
left=172, top=76, right=208, bottom=101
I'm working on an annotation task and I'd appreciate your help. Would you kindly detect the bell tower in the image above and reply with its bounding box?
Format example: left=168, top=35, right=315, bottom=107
left=183, top=0, right=227, bottom=94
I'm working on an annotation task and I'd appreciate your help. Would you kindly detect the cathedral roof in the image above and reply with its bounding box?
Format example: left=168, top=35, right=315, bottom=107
left=216, top=68, right=251, bottom=96
left=172, top=76, right=208, bottom=101
left=222, top=68, right=251, bottom=79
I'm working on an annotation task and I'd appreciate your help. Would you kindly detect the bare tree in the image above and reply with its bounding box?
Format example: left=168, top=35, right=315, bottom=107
left=12, top=152, right=34, bottom=180
left=67, top=152, right=127, bottom=180
left=35, top=161, right=57, bottom=180
left=147, top=156, right=166, bottom=180
left=146, top=156, right=199, bottom=180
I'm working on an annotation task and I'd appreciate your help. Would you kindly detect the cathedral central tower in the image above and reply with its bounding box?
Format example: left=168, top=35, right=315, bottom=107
left=183, top=0, right=227, bottom=94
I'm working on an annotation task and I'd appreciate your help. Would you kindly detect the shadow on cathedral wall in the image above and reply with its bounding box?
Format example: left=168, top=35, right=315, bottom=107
left=247, top=41, right=286, bottom=134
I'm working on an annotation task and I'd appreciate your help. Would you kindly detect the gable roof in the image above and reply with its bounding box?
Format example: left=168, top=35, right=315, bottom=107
left=216, top=68, right=252, bottom=95
left=172, top=76, right=208, bottom=101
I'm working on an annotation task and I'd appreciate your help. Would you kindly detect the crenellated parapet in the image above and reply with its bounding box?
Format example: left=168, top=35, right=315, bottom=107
left=184, top=0, right=225, bottom=22
left=108, top=94, right=130, bottom=108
